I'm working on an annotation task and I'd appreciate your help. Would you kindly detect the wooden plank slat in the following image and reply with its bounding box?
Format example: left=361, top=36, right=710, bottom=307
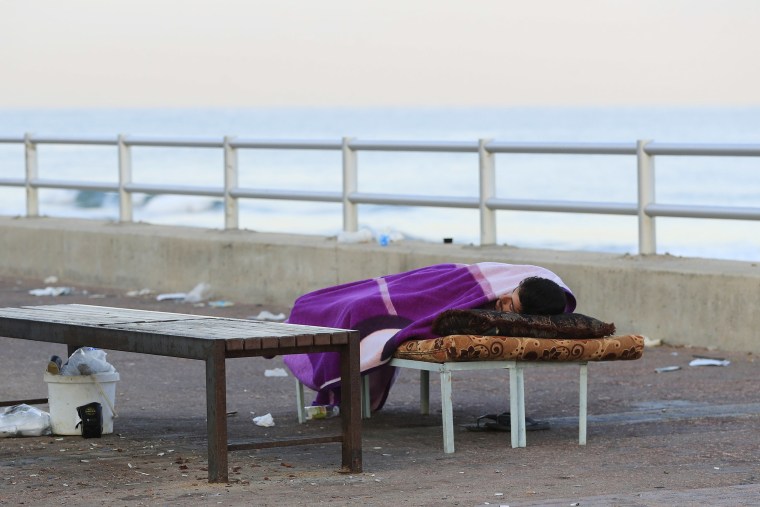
left=295, top=334, right=315, bottom=347
left=243, top=338, right=262, bottom=351
left=225, top=338, right=245, bottom=352
left=277, top=335, right=296, bottom=348
left=314, top=333, right=332, bottom=346
left=330, top=332, right=349, bottom=345
left=260, top=336, right=281, bottom=350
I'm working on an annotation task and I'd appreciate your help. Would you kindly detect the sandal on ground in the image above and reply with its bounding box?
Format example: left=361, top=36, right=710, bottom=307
left=464, top=412, right=550, bottom=432
left=463, top=412, right=509, bottom=432
left=485, top=415, right=550, bottom=432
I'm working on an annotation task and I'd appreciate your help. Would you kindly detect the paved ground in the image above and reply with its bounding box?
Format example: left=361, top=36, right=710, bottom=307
left=1, top=275, right=759, bottom=506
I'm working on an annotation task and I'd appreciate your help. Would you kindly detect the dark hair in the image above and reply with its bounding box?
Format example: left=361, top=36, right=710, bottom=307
left=517, top=276, right=567, bottom=315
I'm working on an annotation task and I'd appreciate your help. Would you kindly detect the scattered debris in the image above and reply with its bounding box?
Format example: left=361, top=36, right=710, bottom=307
left=208, top=300, right=234, bottom=308
left=253, top=413, right=275, bottom=427
left=126, top=288, right=152, bottom=297
left=29, top=287, right=73, bottom=297
left=156, top=282, right=212, bottom=303
left=304, top=405, right=339, bottom=420
left=60, top=347, right=116, bottom=376
left=44, top=275, right=59, bottom=284
left=655, top=366, right=681, bottom=373
left=251, top=310, right=287, bottom=322
left=336, top=228, right=404, bottom=245
left=643, top=336, right=662, bottom=347
left=0, top=404, right=52, bottom=438
left=689, top=357, right=730, bottom=367
left=184, top=282, right=212, bottom=303
left=337, top=228, right=374, bottom=244
left=156, top=292, right=186, bottom=302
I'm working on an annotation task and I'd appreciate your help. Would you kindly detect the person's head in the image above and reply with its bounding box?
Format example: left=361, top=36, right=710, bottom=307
left=497, top=276, right=567, bottom=315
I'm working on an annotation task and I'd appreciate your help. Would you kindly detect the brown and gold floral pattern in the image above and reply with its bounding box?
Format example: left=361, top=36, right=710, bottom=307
left=393, top=334, right=645, bottom=363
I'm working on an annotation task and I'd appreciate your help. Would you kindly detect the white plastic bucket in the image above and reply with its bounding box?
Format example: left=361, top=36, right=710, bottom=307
left=43, top=372, right=120, bottom=435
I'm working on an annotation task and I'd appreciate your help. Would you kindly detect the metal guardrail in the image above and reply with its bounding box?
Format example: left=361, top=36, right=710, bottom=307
left=1, top=133, right=759, bottom=254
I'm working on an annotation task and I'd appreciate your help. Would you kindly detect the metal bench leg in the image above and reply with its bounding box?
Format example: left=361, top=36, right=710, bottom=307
left=579, top=363, right=588, bottom=445
left=206, top=344, right=228, bottom=483
left=439, top=367, right=455, bottom=453
left=339, top=332, right=363, bottom=473
left=420, top=370, right=430, bottom=415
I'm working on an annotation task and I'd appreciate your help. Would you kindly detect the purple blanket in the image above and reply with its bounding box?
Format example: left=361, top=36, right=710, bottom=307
left=283, top=262, right=575, bottom=410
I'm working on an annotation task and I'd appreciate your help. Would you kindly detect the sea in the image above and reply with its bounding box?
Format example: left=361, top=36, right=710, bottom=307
left=1, top=107, right=759, bottom=262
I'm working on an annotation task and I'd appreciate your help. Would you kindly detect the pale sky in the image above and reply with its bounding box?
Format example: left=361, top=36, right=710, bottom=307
left=2, top=0, right=759, bottom=108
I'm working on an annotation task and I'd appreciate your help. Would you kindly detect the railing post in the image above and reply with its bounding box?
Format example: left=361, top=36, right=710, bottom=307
left=224, top=136, right=239, bottom=230
left=24, top=133, right=39, bottom=217
left=342, top=136, right=358, bottom=232
left=118, top=134, right=133, bottom=223
left=637, top=139, right=656, bottom=254
left=479, top=138, right=496, bottom=245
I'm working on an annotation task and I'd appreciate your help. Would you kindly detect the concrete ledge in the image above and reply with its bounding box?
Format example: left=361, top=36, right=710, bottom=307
left=2, top=216, right=759, bottom=352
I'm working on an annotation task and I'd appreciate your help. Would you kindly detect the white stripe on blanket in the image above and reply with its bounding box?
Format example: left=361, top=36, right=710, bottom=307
left=376, top=277, right=398, bottom=315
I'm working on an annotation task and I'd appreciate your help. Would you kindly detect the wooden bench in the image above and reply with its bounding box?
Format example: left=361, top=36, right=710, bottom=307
left=0, top=304, right=362, bottom=483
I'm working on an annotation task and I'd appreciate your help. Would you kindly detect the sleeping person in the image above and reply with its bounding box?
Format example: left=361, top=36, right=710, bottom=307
left=283, top=262, right=576, bottom=412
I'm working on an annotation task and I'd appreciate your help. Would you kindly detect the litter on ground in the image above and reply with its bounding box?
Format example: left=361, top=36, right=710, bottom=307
left=29, top=287, right=73, bottom=297
left=208, top=300, right=234, bottom=308
left=126, top=288, right=152, bottom=297
left=252, top=413, right=275, bottom=427
left=251, top=310, right=286, bottom=322
left=655, top=366, right=681, bottom=373
left=689, top=357, right=730, bottom=367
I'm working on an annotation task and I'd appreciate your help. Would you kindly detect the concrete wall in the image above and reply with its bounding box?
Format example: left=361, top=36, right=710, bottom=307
left=2, top=216, right=759, bottom=352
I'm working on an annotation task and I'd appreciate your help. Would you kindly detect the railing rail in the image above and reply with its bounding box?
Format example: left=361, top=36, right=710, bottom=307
left=2, top=133, right=759, bottom=255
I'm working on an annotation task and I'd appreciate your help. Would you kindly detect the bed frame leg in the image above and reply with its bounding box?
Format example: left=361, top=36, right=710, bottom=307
left=579, top=363, right=588, bottom=445
left=440, top=368, right=454, bottom=453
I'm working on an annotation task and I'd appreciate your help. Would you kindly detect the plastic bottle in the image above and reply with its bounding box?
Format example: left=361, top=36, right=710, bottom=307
left=303, top=405, right=340, bottom=420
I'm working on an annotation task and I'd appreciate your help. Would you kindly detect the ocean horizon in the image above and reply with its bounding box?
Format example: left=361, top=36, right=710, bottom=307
left=1, top=106, right=759, bottom=262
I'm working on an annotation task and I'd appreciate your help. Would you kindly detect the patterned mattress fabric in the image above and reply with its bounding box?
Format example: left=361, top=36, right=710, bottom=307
left=392, top=334, right=645, bottom=363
